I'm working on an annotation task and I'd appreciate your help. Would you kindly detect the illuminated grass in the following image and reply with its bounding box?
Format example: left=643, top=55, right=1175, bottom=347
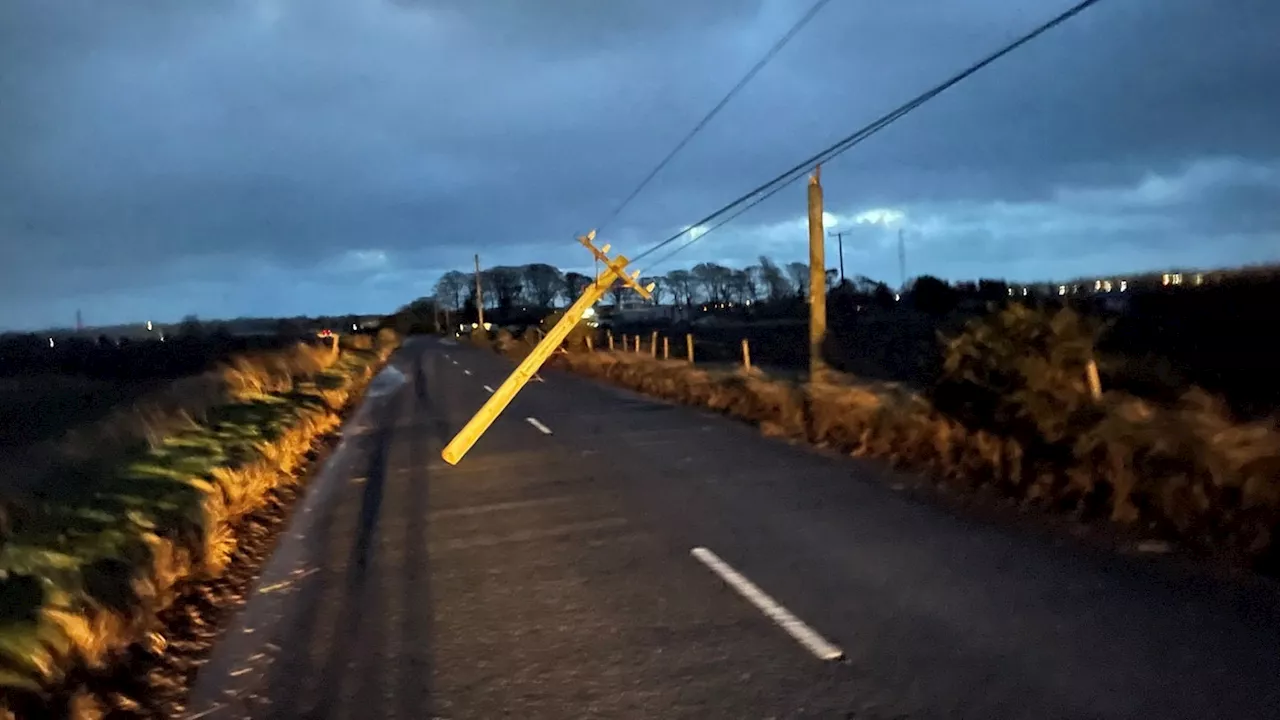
left=0, top=336, right=397, bottom=703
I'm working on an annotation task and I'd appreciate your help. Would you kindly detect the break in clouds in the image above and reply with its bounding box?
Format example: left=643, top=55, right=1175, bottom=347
left=1, top=0, right=1278, bottom=329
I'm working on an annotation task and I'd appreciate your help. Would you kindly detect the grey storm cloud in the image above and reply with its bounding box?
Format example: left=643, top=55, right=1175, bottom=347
left=2, top=0, right=1279, bottom=329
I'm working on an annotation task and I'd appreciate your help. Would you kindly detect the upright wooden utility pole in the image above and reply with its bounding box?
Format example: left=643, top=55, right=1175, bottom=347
left=898, top=228, right=907, bottom=292
left=827, top=230, right=848, bottom=283
left=474, top=254, right=485, bottom=329
left=807, top=165, right=827, bottom=378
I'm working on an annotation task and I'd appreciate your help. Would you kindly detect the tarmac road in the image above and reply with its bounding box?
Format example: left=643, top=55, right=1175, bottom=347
left=185, top=336, right=1280, bottom=720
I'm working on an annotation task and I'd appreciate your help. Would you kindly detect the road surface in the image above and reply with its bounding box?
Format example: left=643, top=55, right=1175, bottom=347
left=185, top=337, right=1280, bottom=720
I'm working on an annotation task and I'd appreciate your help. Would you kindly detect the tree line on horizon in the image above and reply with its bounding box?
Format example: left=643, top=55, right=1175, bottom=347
left=429, top=257, right=902, bottom=315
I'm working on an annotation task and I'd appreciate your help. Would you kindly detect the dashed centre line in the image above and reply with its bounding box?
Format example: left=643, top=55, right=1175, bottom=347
left=526, top=417, right=553, bottom=435
left=463, top=369, right=472, bottom=375
left=691, top=547, right=844, bottom=662
left=483, top=385, right=495, bottom=393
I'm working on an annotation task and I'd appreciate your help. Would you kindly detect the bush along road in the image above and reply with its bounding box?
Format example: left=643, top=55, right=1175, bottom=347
left=476, top=304, right=1280, bottom=573
left=0, top=331, right=400, bottom=718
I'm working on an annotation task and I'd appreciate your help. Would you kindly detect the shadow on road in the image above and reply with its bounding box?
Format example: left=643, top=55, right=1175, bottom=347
left=250, top=347, right=447, bottom=719
left=401, top=346, right=441, bottom=719
left=350, top=420, right=390, bottom=579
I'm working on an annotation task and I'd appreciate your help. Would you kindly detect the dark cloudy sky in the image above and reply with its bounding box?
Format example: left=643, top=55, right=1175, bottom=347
left=2, top=0, right=1278, bottom=330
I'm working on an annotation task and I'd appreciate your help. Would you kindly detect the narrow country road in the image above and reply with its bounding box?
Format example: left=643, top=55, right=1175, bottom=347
left=185, top=337, right=1280, bottom=720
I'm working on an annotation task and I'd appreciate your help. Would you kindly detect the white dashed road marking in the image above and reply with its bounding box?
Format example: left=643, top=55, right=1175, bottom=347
left=526, top=417, right=553, bottom=435
left=691, top=547, right=844, bottom=662
left=483, top=385, right=495, bottom=393
left=463, top=369, right=472, bottom=375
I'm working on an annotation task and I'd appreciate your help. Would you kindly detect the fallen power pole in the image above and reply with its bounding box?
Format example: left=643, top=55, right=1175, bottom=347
left=441, top=232, right=653, bottom=465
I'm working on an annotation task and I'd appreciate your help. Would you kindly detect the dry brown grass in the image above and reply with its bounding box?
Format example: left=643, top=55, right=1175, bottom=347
left=217, top=342, right=337, bottom=399
left=554, top=350, right=1280, bottom=567
left=342, top=333, right=375, bottom=351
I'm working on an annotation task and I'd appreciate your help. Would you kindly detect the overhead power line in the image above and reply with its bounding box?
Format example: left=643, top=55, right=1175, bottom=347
left=633, top=0, right=1106, bottom=271
left=596, top=0, right=836, bottom=234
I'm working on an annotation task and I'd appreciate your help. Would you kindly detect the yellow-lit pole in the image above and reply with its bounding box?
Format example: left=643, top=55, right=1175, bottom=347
left=441, top=270, right=615, bottom=465
left=441, top=233, right=652, bottom=465
left=808, top=165, right=827, bottom=378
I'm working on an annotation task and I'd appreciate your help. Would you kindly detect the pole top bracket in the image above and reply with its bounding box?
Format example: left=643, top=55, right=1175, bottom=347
left=578, top=230, right=654, bottom=300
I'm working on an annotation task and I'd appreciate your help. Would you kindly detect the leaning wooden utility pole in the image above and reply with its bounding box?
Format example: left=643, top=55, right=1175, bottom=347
left=474, top=253, right=486, bottom=329
left=807, top=165, right=827, bottom=378
left=441, top=232, right=653, bottom=465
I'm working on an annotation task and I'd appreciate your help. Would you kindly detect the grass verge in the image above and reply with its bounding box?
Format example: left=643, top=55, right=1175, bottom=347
left=549, top=350, right=1280, bottom=571
left=0, top=330, right=399, bottom=714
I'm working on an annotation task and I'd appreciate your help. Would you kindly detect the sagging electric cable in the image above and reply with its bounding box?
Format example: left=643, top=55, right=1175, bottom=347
left=596, top=0, right=837, bottom=234
left=630, top=0, right=1106, bottom=271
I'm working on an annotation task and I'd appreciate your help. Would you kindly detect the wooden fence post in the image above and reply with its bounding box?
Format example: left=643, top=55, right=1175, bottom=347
left=686, top=333, right=694, bottom=363
left=586, top=335, right=594, bottom=352
left=622, top=334, right=628, bottom=352
left=608, top=332, right=615, bottom=351
left=741, top=338, right=752, bottom=371
left=650, top=331, right=658, bottom=358
left=662, top=336, right=670, bottom=360
left=635, top=335, right=642, bottom=353
left=1086, top=359, right=1103, bottom=400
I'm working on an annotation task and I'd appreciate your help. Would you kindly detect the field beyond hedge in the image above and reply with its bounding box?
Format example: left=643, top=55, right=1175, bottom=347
left=0, top=331, right=399, bottom=716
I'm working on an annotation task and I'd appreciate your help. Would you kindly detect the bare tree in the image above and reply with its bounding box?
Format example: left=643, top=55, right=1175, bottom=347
left=486, top=266, right=524, bottom=312
left=692, top=262, right=733, bottom=302
left=434, top=270, right=469, bottom=309
left=563, top=271, right=592, bottom=301
left=741, top=267, right=763, bottom=303
left=757, top=256, right=790, bottom=301
left=785, top=262, right=809, bottom=297
left=639, top=276, right=665, bottom=304
left=608, top=278, right=628, bottom=306
left=728, top=269, right=753, bottom=303
left=665, top=269, right=695, bottom=305
left=521, top=263, right=564, bottom=308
